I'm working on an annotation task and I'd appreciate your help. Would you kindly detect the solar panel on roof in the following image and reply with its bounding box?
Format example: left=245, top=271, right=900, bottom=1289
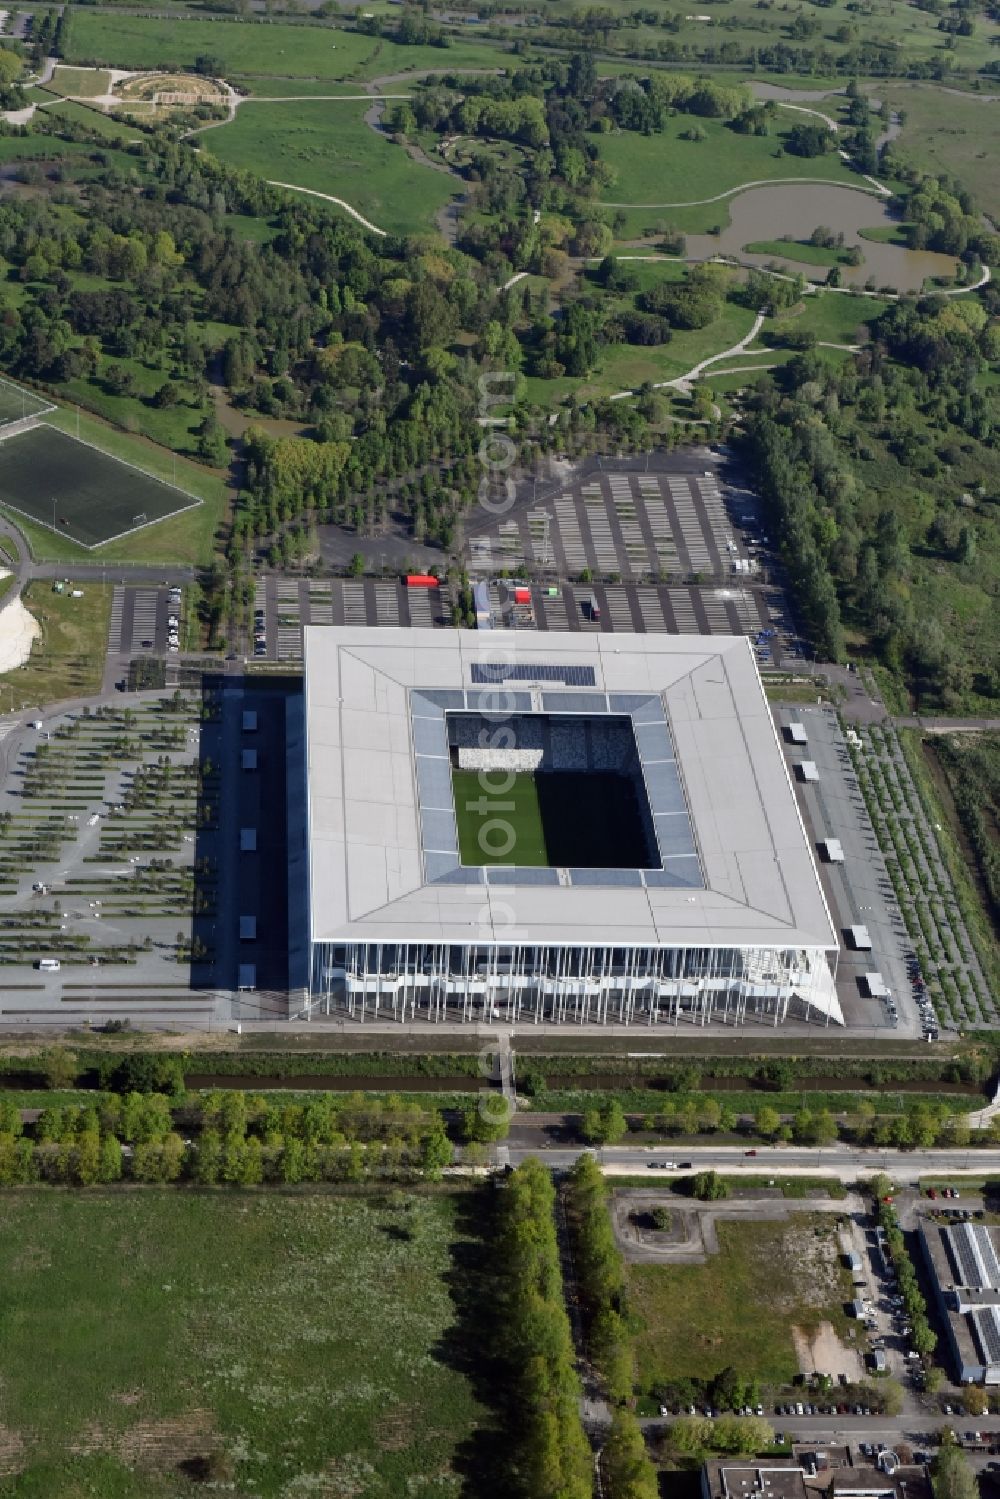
left=973, top=1306, right=1000, bottom=1366
left=978, top=1226, right=1000, bottom=1287
left=471, top=663, right=597, bottom=686
left=947, top=1224, right=985, bottom=1287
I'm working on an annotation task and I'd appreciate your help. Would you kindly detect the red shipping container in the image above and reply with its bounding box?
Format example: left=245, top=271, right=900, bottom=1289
left=405, top=575, right=438, bottom=588
left=513, top=587, right=531, bottom=604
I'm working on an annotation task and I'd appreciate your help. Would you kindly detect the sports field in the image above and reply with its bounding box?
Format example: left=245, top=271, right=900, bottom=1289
left=0, top=1188, right=486, bottom=1498
left=0, top=425, right=200, bottom=549
left=452, top=768, right=654, bottom=868
left=0, top=377, right=54, bottom=427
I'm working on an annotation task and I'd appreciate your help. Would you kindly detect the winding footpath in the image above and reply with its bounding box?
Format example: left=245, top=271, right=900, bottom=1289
left=265, top=180, right=387, bottom=236
left=609, top=312, right=766, bottom=402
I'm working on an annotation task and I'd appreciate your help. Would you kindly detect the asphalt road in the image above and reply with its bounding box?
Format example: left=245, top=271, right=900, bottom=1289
left=503, top=1140, right=1000, bottom=1181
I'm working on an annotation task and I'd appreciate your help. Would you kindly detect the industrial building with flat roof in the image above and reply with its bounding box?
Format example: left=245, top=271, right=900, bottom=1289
left=701, top=1457, right=930, bottom=1499
left=302, top=628, right=840, bottom=1025
left=920, top=1219, right=1000, bottom=1384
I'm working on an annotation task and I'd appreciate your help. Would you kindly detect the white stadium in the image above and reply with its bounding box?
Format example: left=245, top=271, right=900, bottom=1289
left=299, top=627, right=842, bottom=1027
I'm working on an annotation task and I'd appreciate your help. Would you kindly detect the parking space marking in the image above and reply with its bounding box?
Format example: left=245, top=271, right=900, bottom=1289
left=665, top=588, right=699, bottom=633
left=526, top=506, right=555, bottom=567
left=634, top=587, right=666, bottom=632
left=373, top=581, right=400, bottom=626
left=537, top=588, right=572, bottom=630
left=130, top=587, right=160, bottom=651
left=274, top=580, right=302, bottom=660
left=571, top=585, right=601, bottom=630
left=637, top=476, right=679, bottom=573
left=605, top=588, right=635, bottom=632
left=306, top=583, right=333, bottom=625
left=342, top=581, right=367, bottom=626
left=668, top=477, right=713, bottom=574
left=554, top=495, right=588, bottom=574
left=407, top=589, right=435, bottom=628
left=582, top=481, right=620, bottom=574
left=107, top=586, right=124, bottom=653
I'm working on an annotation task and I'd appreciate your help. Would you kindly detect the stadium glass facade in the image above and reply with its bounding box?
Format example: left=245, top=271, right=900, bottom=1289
left=309, top=941, right=839, bottom=1026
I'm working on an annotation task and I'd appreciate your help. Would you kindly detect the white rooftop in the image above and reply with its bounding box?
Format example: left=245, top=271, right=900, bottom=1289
left=303, top=628, right=837, bottom=953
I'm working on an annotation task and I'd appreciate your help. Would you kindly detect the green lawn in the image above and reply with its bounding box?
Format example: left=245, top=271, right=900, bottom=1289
left=590, top=0, right=996, bottom=73
left=598, top=117, right=858, bottom=208
left=202, top=101, right=458, bottom=235
left=65, top=12, right=507, bottom=82
left=743, top=237, right=851, bottom=268
left=762, top=288, right=890, bottom=347
left=0, top=581, right=112, bottom=706
left=875, top=83, right=1000, bottom=221
left=0, top=1188, right=485, bottom=1499
left=46, top=66, right=113, bottom=99
left=629, top=1214, right=860, bottom=1393
left=858, top=222, right=914, bottom=247
left=38, top=99, right=143, bottom=143
left=598, top=297, right=758, bottom=393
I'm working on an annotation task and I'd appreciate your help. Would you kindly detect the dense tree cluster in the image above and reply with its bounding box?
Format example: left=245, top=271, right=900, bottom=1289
left=741, top=288, right=999, bottom=705
left=496, top=1160, right=593, bottom=1498
left=933, top=735, right=1000, bottom=930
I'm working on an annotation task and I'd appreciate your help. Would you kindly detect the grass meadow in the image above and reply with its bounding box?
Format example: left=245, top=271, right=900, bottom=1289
left=0, top=1188, right=486, bottom=1499
left=0, top=582, right=112, bottom=704
left=65, top=12, right=507, bottom=83
left=877, top=84, right=1000, bottom=221
left=628, top=1214, right=859, bottom=1393
left=584, top=0, right=996, bottom=72
left=202, top=101, right=458, bottom=235
left=46, top=67, right=113, bottom=99
left=598, top=117, right=858, bottom=209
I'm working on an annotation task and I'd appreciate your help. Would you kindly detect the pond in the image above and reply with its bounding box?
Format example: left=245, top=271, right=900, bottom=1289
left=685, top=182, right=959, bottom=292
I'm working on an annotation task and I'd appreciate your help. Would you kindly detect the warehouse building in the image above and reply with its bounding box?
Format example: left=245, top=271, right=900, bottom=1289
left=920, top=1219, right=1000, bottom=1384
left=302, top=628, right=840, bottom=1026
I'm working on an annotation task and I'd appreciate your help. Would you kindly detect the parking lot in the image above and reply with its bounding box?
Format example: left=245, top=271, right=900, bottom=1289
left=775, top=705, right=920, bottom=1037
left=108, top=582, right=184, bottom=658
left=464, top=450, right=761, bottom=581
left=244, top=573, right=794, bottom=660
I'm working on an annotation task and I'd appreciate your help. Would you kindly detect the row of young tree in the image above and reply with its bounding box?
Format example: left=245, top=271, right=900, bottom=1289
left=563, top=1155, right=659, bottom=1499
left=874, top=1188, right=938, bottom=1359
left=496, top=1160, right=594, bottom=1498
left=0, top=1091, right=453, bottom=1187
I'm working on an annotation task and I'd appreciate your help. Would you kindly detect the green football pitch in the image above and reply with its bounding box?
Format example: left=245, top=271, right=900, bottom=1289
left=0, top=377, right=54, bottom=426
left=451, top=768, right=653, bottom=869
left=0, top=424, right=199, bottom=548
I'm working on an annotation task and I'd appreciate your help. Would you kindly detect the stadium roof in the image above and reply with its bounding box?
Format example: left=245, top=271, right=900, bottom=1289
left=303, top=628, right=837, bottom=953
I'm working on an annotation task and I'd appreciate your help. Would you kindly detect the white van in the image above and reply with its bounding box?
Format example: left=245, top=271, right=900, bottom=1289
left=38, top=958, right=61, bottom=972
